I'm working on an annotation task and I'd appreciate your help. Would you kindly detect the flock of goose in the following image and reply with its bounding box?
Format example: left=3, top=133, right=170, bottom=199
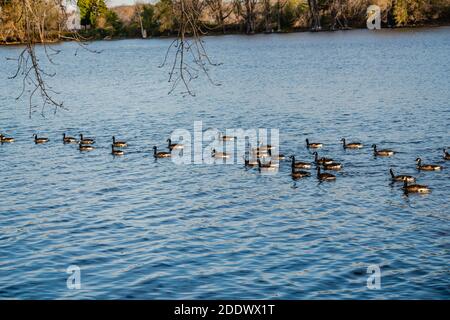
left=1, top=132, right=448, bottom=194
left=239, top=138, right=446, bottom=194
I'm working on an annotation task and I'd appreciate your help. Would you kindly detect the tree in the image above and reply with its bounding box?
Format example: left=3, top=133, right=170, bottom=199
left=307, top=0, right=321, bottom=30
left=328, top=0, right=348, bottom=30
left=280, top=0, right=306, bottom=30
left=3, top=0, right=70, bottom=116
left=155, top=0, right=175, bottom=34
left=205, top=0, right=233, bottom=33
left=234, top=0, right=258, bottom=34
left=393, top=0, right=433, bottom=26
left=187, top=0, right=207, bottom=27
left=77, top=0, right=107, bottom=29
left=141, top=4, right=158, bottom=36
left=105, top=9, right=123, bottom=36
left=0, top=0, right=12, bottom=6
left=0, top=0, right=64, bottom=43
left=262, top=0, right=272, bottom=32
left=159, top=0, right=220, bottom=95
left=275, top=0, right=288, bottom=32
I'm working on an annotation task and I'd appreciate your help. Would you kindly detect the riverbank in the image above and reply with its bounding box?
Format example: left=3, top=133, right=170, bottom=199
left=2, top=0, right=450, bottom=46
left=1, top=21, right=449, bottom=46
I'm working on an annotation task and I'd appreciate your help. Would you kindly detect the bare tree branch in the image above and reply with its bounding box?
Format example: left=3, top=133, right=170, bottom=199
left=159, top=0, right=220, bottom=96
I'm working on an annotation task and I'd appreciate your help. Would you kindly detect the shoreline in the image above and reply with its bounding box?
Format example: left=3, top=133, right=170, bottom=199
left=1, top=23, right=449, bottom=46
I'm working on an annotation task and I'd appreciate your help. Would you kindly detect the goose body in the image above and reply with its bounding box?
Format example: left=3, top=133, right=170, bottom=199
left=212, top=149, right=230, bottom=159
left=341, top=138, right=363, bottom=149
left=79, top=134, right=94, bottom=145
left=219, top=133, right=235, bottom=141
left=167, top=138, right=183, bottom=150
left=403, top=180, right=430, bottom=194
left=291, top=170, right=311, bottom=180
left=153, top=146, right=171, bottom=158
left=306, top=138, right=323, bottom=149
left=34, top=134, right=49, bottom=144
left=79, top=144, right=94, bottom=151
left=112, top=145, right=124, bottom=156
left=63, top=133, right=77, bottom=144
left=313, top=152, right=333, bottom=165
left=323, top=162, right=342, bottom=170
left=290, top=156, right=311, bottom=169
left=1, top=134, right=15, bottom=143
left=257, top=159, right=278, bottom=172
left=113, top=136, right=127, bottom=148
left=372, top=144, right=394, bottom=157
left=389, top=169, right=415, bottom=183
left=416, top=158, right=442, bottom=171
left=291, top=161, right=310, bottom=179
left=317, top=167, right=336, bottom=181
left=443, top=149, right=450, bottom=160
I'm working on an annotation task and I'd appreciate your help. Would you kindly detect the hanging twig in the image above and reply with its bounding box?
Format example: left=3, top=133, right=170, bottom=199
left=159, top=0, right=220, bottom=96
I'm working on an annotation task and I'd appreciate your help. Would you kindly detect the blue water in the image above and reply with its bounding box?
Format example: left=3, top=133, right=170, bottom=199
left=0, top=27, right=449, bottom=299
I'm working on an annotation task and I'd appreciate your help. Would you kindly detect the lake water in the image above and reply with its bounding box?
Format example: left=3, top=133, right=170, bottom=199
left=0, top=27, right=449, bottom=299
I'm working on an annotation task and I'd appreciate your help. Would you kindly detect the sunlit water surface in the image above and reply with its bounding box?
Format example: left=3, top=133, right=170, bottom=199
left=0, top=27, right=449, bottom=299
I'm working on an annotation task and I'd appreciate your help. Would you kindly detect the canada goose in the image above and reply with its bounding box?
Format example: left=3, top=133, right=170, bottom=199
left=289, top=155, right=311, bottom=169
left=0, top=134, right=15, bottom=143
left=111, top=145, right=124, bottom=156
left=313, top=152, right=333, bottom=165
left=341, top=138, right=363, bottom=149
left=257, top=159, right=278, bottom=172
left=291, top=169, right=311, bottom=180
left=372, top=144, right=394, bottom=157
left=291, top=170, right=311, bottom=180
left=112, top=136, right=127, bottom=148
left=33, top=134, right=49, bottom=144
left=389, top=169, right=415, bottom=183
left=153, top=146, right=171, bottom=158
left=306, top=138, right=323, bottom=149
left=403, top=180, right=430, bottom=194
left=212, top=149, right=230, bottom=159
left=63, top=133, right=77, bottom=144
left=317, top=166, right=336, bottom=181
left=444, top=149, right=450, bottom=160
left=167, top=138, right=183, bottom=150
left=323, top=162, right=342, bottom=170
left=218, top=132, right=235, bottom=141
left=79, top=134, right=94, bottom=145
left=79, top=144, right=94, bottom=151
left=291, top=160, right=310, bottom=179
left=416, top=158, right=442, bottom=171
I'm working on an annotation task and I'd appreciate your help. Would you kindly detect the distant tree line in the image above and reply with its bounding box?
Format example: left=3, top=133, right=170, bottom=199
left=0, top=0, right=65, bottom=43
left=87, top=0, right=450, bottom=39
left=1, top=0, right=449, bottom=42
